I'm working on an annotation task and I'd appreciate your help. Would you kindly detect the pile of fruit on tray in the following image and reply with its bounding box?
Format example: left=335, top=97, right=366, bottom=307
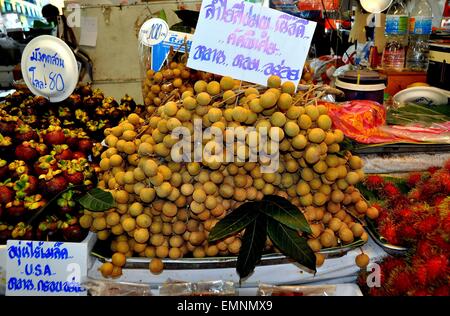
left=0, top=86, right=138, bottom=244
left=85, top=60, right=378, bottom=278
left=1, top=85, right=144, bottom=144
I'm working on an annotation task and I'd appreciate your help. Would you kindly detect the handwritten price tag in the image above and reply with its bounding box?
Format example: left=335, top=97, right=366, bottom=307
left=139, top=18, right=169, bottom=47
left=187, top=0, right=317, bottom=87
left=5, top=240, right=88, bottom=296
left=21, top=35, right=79, bottom=103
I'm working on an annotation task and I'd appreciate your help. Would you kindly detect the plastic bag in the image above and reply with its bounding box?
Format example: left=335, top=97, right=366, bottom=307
left=82, top=278, right=153, bottom=296
left=159, top=280, right=236, bottom=296
left=257, top=284, right=336, bottom=296
left=379, top=124, right=450, bottom=144
left=320, top=100, right=406, bottom=144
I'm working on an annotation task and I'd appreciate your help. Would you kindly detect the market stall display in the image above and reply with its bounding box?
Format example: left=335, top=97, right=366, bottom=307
left=0, top=0, right=448, bottom=298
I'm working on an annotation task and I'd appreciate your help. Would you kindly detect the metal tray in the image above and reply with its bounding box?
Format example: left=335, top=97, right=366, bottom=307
left=365, top=217, right=409, bottom=257
left=90, top=238, right=367, bottom=270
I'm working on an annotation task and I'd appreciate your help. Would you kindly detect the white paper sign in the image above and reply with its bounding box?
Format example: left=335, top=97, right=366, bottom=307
left=187, top=0, right=317, bottom=87
left=79, top=16, right=98, bottom=47
left=21, top=35, right=79, bottom=103
left=6, top=240, right=88, bottom=296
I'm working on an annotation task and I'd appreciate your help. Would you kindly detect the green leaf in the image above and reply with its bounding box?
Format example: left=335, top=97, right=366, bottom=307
left=267, top=218, right=316, bottom=272
left=258, top=195, right=311, bottom=234
left=158, top=9, right=168, bottom=22
left=236, top=214, right=267, bottom=280
left=208, top=203, right=259, bottom=242
left=356, top=183, right=379, bottom=203
left=77, top=188, right=115, bottom=212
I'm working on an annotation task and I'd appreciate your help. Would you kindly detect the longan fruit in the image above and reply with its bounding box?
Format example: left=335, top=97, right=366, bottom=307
left=92, top=217, right=107, bottom=231
left=367, top=207, right=379, bottom=219
left=136, top=214, right=151, bottom=228
left=110, top=154, right=123, bottom=167
left=331, top=190, right=345, bottom=203
left=351, top=223, right=364, bottom=238
left=328, top=217, right=342, bottom=232
left=319, top=231, right=335, bottom=248
left=267, top=75, right=281, bottom=88
left=139, top=187, right=156, bottom=203
left=307, top=238, right=322, bottom=252
left=122, top=216, right=136, bottom=232
left=284, top=121, right=300, bottom=137
left=270, top=112, right=287, bottom=127
left=206, top=245, right=219, bottom=257
left=129, top=202, right=144, bottom=217
left=317, top=115, right=332, bottom=130
left=169, top=235, right=184, bottom=248
left=305, top=105, right=320, bottom=121
left=228, top=239, right=242, bottom=254
left=349, top=156, right=363, bottom=170
left=298, top=114, right=312, bottom=129
left=355, top=200, right=368, bottom=214
left=149, top=258, right=164, bottom=274
left=189, top=231, right=205, bottom=246
left=116, top=241, right=130, bottom=254
left=106, top=212, right=120, bottom=227
left=315, top=253, right=325, bottom=267
left=220, top=76, right=234, bottom=90
left=193, top=247, right=206, bottom=258
left=355, top=253, right=370, bottom=268
left=80, top=214, right=93, bottom=229
left=339, top=228, right=354, bottom=243
left=162, top=202, right=177, bottom=217
left=112, top=252, right=126, bottom=267
left=193, top=188, right=207, bottom=203
left=134, top=228, right=150, bottom=243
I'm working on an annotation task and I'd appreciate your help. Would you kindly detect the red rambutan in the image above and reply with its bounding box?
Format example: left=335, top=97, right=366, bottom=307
left=414, top=265, right=428, bottom=287
left=379, top=221, right=399, bottom=245
left=424, top=255, right=448, bottom=282
left=415, top=216, right=439, bottom=234
left=428, top=166, right=440, bottom=174
left=396, top=208, right=414, bottom=220
left=444, top=159, right=450, bottom=172
left=382, top=257, right=406, bottom=274
left=434, top=285, right=450, bottom=296
left=399, top=225, right=417, bottom=240
left=411, top=289, right=430, bottom=296
left=366, top=175, right=384, bottom=189
left=416, top=240, right=435, bottom=259
left=429, top=235, right=450, bottom=253
left=407, top=172, right=422, bottom=188
left=383, top=182, right=400, bottom=199
left=391, top=271, right=414, bottom=295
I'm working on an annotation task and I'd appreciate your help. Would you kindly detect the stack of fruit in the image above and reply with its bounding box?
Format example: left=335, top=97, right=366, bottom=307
left=0, top=110, right=98, bottom=244
left=84, top=61, right=378, bottom=278
left=1, top=85, right=143, bottom=144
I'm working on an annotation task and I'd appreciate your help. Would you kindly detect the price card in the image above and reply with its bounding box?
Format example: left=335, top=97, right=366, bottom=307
left=187, top=0, right=317, bottom=87
left=139, top=18, right=170, bottom=47
left=5, top=240, right=88, bottom=296
left=21, top=35, right=79, bottom=103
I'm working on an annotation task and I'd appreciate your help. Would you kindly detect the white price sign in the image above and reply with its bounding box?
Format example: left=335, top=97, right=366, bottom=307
left=6, top=240, right=88, bottom=296
left=21, top=35, right=79, bottom=103
left=187, top=0, right=317, bottom=87
left=139, top=18, right=170, bottom=47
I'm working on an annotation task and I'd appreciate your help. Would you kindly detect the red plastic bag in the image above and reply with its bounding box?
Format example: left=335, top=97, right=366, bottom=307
left=320, top=100, right=407, bottom=144
left=297, top=0, right=339, bottom=11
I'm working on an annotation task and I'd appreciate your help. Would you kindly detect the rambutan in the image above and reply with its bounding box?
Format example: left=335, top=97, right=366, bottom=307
left=416, top=240, right=435, bottom=259
left=366, top=175, right=384, bottom=189
left=413, top=264, right=428, bottom=287
left=428, top=166, right=440, bottom=174
left=434, top=285, right=450, bottom=296
left=424, top=255, right=448, bottom=282
left=415, top=216, right=439, bottom=234
left=391, top=271, right=414, bottom=295
left=382, top=257, right=406, bottom=274
left=444, top=159, right=450, bottom=172
left=411, top=289, right=430, bottom=296
left=399, top=225, right=417, bottom=240
left=409, top=188, right=421, bottom=201
left=383, top=182, right=400, bottom=199
left=379, top=221, right=399, bottom=245
left=396, top=208, right=414, bottom=220
left=429, top=235, right=450, bottom=253
left=407, top=172, right=422, bottom=188
left=368, top=287, right=386, bottom=296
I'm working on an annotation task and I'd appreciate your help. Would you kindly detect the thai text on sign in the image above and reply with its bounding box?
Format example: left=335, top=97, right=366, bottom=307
left=187, top=0, right=317, bottom=87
